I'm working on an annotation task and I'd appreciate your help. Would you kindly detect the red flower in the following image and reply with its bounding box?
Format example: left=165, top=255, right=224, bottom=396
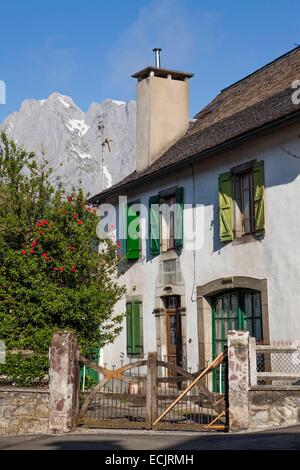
left=116, top=240, right=121, bottom=249
left=93, top=208, right=97, bottom=215
left=36, top=219, right=49, bottom=227
left=67, top=196, right=73, bottom=203
left=38, top=230, right=44, bottom=236
left=71, top=266, right=77, bottom=273
left=30, top=249, right=35, bottom=254
left=59, top=267, right=64, bottom=272
left=77, top=220, right=83, bottom=225
left=63, top=210, right=67, bottom=215
left=21, top=250, right=27, bottom=255
left=32, top=240, right=38, bottom=248
left=73, top=213, right=78, bottom=220
left=41, top=252, right=50, bottom=261
left=86, top=207, right=91, bottom=212
left=118, top=252, right=123, bottom=259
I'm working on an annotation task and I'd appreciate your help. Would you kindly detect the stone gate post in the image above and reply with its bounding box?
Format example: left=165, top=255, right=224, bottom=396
left=48, top=331, right=80, bottom=433
left=227, top=330, right=250, bottom=432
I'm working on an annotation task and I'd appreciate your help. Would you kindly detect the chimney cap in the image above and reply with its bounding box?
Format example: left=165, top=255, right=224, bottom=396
left=132, top=66, right=194, bottom=81
left=153, top=48, right=162, bottom=68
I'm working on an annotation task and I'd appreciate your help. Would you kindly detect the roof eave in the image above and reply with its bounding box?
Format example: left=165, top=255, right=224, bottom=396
left=88, top=109, right=300, bottom=205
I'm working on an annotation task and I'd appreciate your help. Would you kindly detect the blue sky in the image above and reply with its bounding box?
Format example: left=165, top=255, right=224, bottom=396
left=0, top=0, right=300, bottom=121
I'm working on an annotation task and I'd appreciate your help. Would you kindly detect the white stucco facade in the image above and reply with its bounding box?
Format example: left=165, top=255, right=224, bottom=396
left=100, top=121, right=300, bottom=372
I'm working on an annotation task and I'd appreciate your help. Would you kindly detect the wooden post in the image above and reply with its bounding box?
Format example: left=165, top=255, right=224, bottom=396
left=146, top=352, right=157, bottom=428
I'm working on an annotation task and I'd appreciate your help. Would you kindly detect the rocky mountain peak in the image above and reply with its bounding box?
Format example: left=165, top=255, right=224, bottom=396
left=1, top=93, right=136, bottom=196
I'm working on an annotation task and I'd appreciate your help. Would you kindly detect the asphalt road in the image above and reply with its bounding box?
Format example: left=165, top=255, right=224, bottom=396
left=1, top=426, right=300, bottom=450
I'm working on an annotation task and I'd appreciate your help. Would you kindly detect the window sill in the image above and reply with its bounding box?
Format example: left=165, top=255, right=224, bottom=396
left=232, top=233, right=264, bottom=245
left=127, top=353, right=144, bottom=359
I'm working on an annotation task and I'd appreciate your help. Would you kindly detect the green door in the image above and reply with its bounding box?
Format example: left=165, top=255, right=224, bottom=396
left=212, top=289, right=263, bottom=392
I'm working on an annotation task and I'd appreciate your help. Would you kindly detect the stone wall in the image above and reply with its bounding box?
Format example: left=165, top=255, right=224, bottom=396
left=0, top=387, right=49, bottom=436
left=227, top=330, right=300, bottom=431
left=249, top=387, right=300, bottom=430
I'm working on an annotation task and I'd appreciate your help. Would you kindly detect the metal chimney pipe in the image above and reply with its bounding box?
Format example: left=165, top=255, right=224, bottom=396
left=153, top=48, right=162, bottom=68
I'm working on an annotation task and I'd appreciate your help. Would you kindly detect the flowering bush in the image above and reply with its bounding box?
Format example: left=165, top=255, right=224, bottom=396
left=0, top=132, right=125, bottom=383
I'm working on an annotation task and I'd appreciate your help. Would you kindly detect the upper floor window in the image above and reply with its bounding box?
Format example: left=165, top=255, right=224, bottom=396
left=123, top=187, right=183, bottom=261
left=149, top=187, right=184, bottom=256
left=235, top=170, right=254, bottom=236
left=219, top=161, right=265, bottom=242
left=160, top=194, right=176, bottom=250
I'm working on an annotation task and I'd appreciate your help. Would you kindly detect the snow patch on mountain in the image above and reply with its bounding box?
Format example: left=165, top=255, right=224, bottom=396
left=65, top=119, right=90, bottom=136
left=112, top=100, right=126, bottom=106
left=103, top=165, right=113, bottom=186
left=57, top=95, right=71, bottom=108
left=70, top=145, right=91, bottom=160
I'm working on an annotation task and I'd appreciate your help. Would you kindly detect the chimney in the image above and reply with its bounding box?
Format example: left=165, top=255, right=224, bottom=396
left=132, top=49, right=193, bottom=172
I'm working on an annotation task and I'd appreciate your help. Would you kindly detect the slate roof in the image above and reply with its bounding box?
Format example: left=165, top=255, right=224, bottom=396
left=89, top=46, right=300, bottom=203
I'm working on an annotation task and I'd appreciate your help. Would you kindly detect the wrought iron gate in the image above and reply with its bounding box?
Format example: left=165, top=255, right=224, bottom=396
left=77, top=350, right=228, bottom=432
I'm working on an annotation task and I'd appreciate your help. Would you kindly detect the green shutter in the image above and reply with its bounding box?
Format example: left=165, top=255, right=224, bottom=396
left=126, top=303, right=133, bottom=354
left=149, top=195, right=160, bottom=256
left=219, top=172, right=233, bottom=241
left=175, top=186, right=184, bottom=250
left=253, top=161, right=265, bottom=235
left=132, top=302, right=141, bottom=355
left=126, top=202, right=140, bottom=260
left=126, top=302, right=142, bottom=355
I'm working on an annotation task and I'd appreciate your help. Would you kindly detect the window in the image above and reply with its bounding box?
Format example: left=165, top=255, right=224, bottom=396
left=149, top=187, right=184, bottom=256
left=212, top=289, right=263, bottom=359
left=164, top=295, right=180, bottom=309
left=234, top=170, right=254, bottom=235
left=126, top=301, right=142, bottom=356
left=212, top=289, right=263, bottom=391
left=160, top=194, right=175, bottom=250
left=219, top=161, right=265, bottom=241
left=163, top=259, right=177, bottom=285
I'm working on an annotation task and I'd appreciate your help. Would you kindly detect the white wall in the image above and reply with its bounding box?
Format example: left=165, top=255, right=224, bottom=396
left=101, top=122, right=300, bottom=371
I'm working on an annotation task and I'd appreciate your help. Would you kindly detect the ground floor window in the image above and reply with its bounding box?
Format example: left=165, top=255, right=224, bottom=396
left=212, top=289, right=263, bottom=390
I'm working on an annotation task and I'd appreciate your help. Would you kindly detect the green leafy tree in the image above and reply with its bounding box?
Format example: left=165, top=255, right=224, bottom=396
left=0, top=132, right=125, bottom=384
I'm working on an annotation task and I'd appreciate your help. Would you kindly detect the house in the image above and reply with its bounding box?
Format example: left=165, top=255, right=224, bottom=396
left=89, top=47, right=300, bottom=380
